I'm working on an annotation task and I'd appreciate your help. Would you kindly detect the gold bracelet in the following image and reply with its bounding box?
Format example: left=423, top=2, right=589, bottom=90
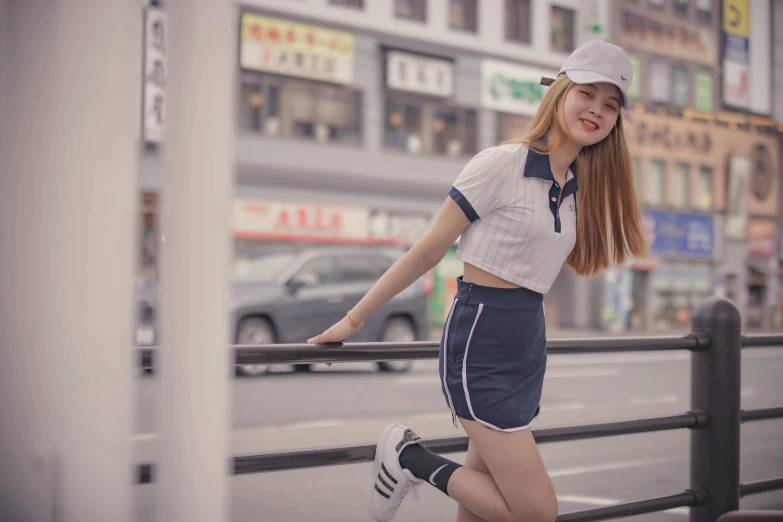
left=346, top=311, right=364, bottom=328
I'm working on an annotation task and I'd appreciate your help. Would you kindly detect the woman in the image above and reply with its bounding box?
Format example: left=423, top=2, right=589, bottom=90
left=308, top=40, right=647, bottom=522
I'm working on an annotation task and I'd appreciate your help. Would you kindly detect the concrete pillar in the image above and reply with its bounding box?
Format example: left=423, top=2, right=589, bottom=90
left=0, top=1, right=140, bottom=521
left=156, top=1, right=236, bottom=521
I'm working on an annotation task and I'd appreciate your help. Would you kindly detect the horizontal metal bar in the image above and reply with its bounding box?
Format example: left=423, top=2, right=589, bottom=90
left=199, top=413, right=705, bottom=479
left=742, top=333, right=783, bottom=348
left=740, top=477, right=783, bottom=497
left=139, top=334, right=704, bottom=369
left=556, top=489, right=705, bottom=522
left=741, top=407, right=783, bottom=423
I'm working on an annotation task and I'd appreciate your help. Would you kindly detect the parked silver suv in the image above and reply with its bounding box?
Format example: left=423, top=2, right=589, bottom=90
left=138, top=246, right=429, bottom=376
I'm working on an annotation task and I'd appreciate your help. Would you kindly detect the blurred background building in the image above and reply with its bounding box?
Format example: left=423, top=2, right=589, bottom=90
left=136, top=0, right=783, bottom=335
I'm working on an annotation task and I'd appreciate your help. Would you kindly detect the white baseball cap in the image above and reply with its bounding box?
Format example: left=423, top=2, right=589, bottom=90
left=541, top=39, right=633, bottom=110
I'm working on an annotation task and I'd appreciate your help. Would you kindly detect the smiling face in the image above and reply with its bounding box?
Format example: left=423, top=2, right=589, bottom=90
left=558, top=82, right=622, bottom=147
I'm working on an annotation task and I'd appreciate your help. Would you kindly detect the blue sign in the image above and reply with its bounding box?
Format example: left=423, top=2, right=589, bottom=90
left=723, top=34, right=749, bottom=65
left=642, top=211, right=715, bottom=261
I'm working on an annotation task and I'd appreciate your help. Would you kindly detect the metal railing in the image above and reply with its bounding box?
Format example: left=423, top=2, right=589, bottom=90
left=137, top=297, right=783, bottom=522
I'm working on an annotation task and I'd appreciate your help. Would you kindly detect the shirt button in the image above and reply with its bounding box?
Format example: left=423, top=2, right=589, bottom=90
left=551, top=197, right=557, bottom=202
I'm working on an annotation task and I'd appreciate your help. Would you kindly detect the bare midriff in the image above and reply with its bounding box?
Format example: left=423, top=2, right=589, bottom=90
left=463, top=262, right=521, bottom=289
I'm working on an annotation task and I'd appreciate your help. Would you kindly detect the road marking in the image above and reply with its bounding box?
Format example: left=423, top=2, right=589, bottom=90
left=550, top=457, right=680, bottom=478
left=545, top=401, right=588, bottom=411
left=396, top=375, right=441, bottom=385
left=628, top=394, right=680, bottom=406
left=557, top=495, right=689, bottom=516
left=548, top=353, right=689, bottom=366
left=398, top=368, right=620, bottom=385
left=134, top=432, right=157, bottom=441
left=546, top=368, right=619, bottom=379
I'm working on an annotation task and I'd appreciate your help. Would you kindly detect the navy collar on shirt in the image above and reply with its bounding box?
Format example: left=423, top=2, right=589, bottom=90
left=523, top=147, right=579, bottom=201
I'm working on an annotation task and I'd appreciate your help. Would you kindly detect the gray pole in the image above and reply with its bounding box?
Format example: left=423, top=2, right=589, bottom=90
left=0, top=1, right=139, bottom=521
left=157, top=1, right=235, bottom=521
left=690, top=297, right=742, bottom=522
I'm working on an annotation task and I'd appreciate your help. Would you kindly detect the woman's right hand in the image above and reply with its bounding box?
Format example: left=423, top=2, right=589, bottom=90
left=308, top=316, right=362, bottom=366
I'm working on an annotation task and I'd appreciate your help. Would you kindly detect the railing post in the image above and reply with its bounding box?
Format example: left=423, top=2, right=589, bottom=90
left=690, top=297, right=742, bottom=522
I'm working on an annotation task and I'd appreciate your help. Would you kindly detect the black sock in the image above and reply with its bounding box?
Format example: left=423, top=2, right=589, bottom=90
left=399, top=443, right=461, bottom=496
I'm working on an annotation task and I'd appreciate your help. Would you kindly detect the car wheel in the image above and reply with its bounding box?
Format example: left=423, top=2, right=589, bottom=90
left=236, top=317, right=275, bottom=376
left=377, top=317, right=416, bottom=373
left=293, top=364, right=312, bottom=372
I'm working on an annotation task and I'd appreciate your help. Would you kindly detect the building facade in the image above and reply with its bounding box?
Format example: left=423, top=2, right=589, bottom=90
left=136, top=0, right=781, bottom=333
left=138, top=0, right=611, bottom=329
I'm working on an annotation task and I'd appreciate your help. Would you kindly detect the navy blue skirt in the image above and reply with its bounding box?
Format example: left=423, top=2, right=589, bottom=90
left=439, top=276, right=546, bottom=432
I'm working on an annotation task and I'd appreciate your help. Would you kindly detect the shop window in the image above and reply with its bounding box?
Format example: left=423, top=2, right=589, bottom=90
left=551, top=6, right=575, bottom=53
left=697, top=166, right=713, bottom=210
left=672, top=66, right=689, bottom=107
left=239, top=74, right=362, bottom=145
left=496, top=113, right=531, bottom=144
left=384, top=96, right=477, bottom=157
left=696, top=0, right=712, bottom=22
left=330, top=0, right=364, bottom=8
left=632, top=157, right=644, bottom=201
left=673, top=0, right=689, bottom=16
left=648, top=60, right=672, bottom=104
left=395, top=0, right=427, bottom=21
left=506, top=0, right=532, bottom=44
left=647, top=159, right=666, bottom=205
left=449, top=0, right=478, bottom=33
left=672, top=163, right=690, bottom=208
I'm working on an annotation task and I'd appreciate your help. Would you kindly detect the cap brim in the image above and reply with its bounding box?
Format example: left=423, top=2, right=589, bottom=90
left=564, top=70, right=631, bottom=110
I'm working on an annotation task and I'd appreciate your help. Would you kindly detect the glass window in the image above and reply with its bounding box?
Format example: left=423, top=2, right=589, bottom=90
left=647, top=159, right=666, bottom=205
left=496, top=113, right=531, bottom=143
left=672, top=66, right=689, bottom=107
left=697, top=166, right=713, bottom=210
left=696, top=0, right=712, bottom=22
left=384, top=96, right=476, bottom=157
left=239, top=74, right=361, bottom=145
left=296, top=256, right=336, bottom=285
left=674, top=0, right=689, bottom=15
left=449, top=0, right=477, bottom=32
left=330, top=0, right=363, bottom=7
left=505, top=0, right=531, bottom=44
left=632, top=157, right=644, bottom=201
left=551, top=6, right=575, bottom=53
left=338, top=256, right=385, bottom=282
left=648, top=61, right=672, bottom=103
left=694, top=71, right=713, bottom=112
left=628, top=54, right=641, bottom=100
left=234, top=253, right=298, bottom=283
left=672, top=163, right=690, bottom=208
left=395, top=0, right=427, bottom=21
left=385, top=98, right=423, bottom=153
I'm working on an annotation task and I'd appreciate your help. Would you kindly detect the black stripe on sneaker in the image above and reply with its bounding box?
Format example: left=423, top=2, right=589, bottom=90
left=377, top=473, right=394, bottom=493
left=381, top=463, right=398, bottom=484
left=374, top=484, right=391, bottom=499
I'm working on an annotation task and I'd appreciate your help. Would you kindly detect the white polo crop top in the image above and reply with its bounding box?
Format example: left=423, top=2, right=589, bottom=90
left=448, top=142, right=578, bottom=294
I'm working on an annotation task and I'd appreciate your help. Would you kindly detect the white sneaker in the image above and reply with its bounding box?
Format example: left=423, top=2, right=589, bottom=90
left=369, top=423, right=423, bottom=522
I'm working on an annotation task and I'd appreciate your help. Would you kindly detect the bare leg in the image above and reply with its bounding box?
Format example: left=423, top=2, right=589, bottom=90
left=446, top=418, right=558, bottom=522
left=456, top=439, right=489, bottom=522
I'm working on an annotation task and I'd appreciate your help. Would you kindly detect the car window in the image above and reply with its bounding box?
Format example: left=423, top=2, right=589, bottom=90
left=338, top=255, right=386, bottom=282
left=295, top=256, right=336, bottom=286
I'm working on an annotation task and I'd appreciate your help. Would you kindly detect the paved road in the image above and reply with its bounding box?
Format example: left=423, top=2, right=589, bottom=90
left=134, top=347, right=783, bottom=521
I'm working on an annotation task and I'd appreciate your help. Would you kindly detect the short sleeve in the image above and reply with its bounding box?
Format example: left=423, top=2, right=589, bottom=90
left=448, top=146, right=515, bottom=222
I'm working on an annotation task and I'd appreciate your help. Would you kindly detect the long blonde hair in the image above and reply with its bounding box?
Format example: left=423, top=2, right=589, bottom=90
left=507, top=75, right=647, bottom=275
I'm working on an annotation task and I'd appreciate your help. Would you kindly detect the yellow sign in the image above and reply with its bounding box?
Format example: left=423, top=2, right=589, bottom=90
left=239, top=13, right=355, bottom=84
left=723, top=0, right=749, bottom=37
